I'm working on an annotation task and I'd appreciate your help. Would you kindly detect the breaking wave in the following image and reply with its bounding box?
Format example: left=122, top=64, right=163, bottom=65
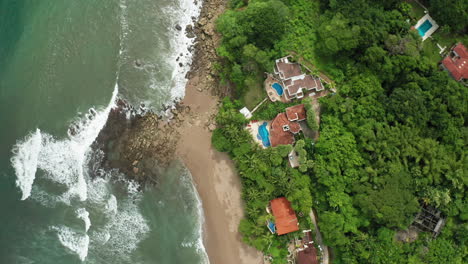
left=10, top=0, right=206, bottom=262
left=11, top=129, right=42, bottom=200
left=12, top=84, right=118, bottom=203
left=52, top=226, right=90, bottom=261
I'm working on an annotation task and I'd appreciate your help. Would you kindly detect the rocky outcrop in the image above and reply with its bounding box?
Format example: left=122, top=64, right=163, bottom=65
left=91, top=100, right=191, bottom=184
left=91, top=0, right=228, bottom=186
left=186, top=0, right=231, bottom=97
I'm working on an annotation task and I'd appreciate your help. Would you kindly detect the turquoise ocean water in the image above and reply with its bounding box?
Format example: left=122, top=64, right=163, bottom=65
left=0, top=0, right=207, bottom=263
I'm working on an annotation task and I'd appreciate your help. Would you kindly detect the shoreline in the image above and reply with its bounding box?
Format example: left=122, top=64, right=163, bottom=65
left=176, top=0, right=262, bottom=263
left=90, top=0, right=263, bottom=262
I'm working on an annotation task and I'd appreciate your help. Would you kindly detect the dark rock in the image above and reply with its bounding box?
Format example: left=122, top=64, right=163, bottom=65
left=135, top=59, right=142, bottom=67
left=175, top=24, right=182, bottom=31
left=185, top=25, right=195, bottom=38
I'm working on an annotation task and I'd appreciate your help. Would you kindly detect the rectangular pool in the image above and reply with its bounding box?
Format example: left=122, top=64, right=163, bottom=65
left=417, top=20, right=432, bottom=37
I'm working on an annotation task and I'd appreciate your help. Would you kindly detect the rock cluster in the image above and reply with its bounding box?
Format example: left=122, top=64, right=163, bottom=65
left=91, top=100, right=191, bottom=184
left=90, top=0, right=228, bottom=186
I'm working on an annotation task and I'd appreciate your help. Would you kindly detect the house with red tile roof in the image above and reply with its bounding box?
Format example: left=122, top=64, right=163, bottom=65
left=273, top=57, right=324, bottom=100
left=296, top=230, right=318, bottom=264
left=269, top=104, right=306, bottom=147
left=285, top=104, right=307, bottom=121
left=270, top=197, right=299, bottom=235
left=441, top=43, right=468, bottom=85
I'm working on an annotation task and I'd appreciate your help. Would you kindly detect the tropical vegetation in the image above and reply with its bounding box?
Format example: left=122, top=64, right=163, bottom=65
left=212, top=0, right=468, bottom=263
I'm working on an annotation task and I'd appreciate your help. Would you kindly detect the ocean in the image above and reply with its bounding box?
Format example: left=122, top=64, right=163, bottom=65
left=0, top=0, right=208, bottom=263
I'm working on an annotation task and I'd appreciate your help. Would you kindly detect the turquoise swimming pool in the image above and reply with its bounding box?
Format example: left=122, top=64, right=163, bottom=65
left=257, top=122, right=271, bottom=147
left=417, top=20, right=432, bottom=37
left=272, top=82, right=283, bottom=96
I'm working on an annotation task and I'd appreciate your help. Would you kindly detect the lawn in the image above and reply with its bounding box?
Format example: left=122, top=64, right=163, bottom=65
left=419, top=25, right=468, bottom=67
left=242, top=74, right=266, bottom=109
left=421, top=38, right=443, bottom=65
left=406, top=0, right=427, bottom=22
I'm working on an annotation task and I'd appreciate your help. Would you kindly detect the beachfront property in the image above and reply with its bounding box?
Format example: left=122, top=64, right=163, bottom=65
left=265, top=57, right=324, bottom=102
left=269, top=197, right=299, bottom=235
left=440, top=42, right=468, bottom=85
left=413, top=14, right=439, bottom=41
left=270, top=104, right=306, bottom=147
left=246, top=104, right=307, bottom=149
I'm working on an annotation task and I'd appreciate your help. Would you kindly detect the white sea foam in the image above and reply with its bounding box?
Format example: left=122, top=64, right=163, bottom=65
left=53, top=226, right=90, bottom=261
left=76, top=208, right=91, bottom=232
left=12, top=84, right=119, bottom=204
left=165, top=0, right=202, bottom=102
left=11, top=129, right=42, bottom=200
left=105, top=195, right=118, bottom=215
left=182, top=168, right=210, bottom=264
left=89, top=195, right=149, bottom=261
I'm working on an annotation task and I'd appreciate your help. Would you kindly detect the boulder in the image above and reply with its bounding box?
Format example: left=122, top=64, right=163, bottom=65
left=208, top=123, right=216, bottom=131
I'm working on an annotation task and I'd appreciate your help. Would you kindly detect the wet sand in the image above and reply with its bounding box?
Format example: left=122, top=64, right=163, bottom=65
left=176, top=81, right=263, bottom=264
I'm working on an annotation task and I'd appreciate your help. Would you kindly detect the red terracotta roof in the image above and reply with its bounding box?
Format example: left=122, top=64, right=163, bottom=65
left=286, top=104, right=306, bottom=121
left=297, top=247, right=318, bottom=264
left=441, top=43, right=468, bottom=81
left=270, top=113, right=301, bottom=147
left=454, top=43, right=468, bottom=58
left=270, top=197, right=299, bottom=235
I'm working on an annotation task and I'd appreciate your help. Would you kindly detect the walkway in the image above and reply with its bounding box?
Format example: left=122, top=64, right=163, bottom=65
left=251, top=97, right=268, bottom=114
left=309, top=209, right=329, bottom=264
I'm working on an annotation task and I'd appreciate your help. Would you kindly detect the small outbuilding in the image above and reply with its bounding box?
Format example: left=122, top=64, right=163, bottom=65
left=412, top=205, right=445, bottom=238
left=239, top=107, right=252, bottom=119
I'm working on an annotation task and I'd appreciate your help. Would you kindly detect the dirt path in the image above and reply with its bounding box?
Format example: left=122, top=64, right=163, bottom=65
left=309, top=209, right=329, bottom=264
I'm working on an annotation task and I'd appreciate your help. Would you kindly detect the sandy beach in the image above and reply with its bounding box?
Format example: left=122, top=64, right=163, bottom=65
left=176, top=81, right=263, bottom=264
left=174, top=0, right=262, bottom=262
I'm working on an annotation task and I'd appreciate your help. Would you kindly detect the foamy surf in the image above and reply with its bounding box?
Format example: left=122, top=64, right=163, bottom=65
left=11, top=129, right=42, bottom=200
left=165, top=0, right=203, bottom=102
left=76, top=208, right=91, bottom=232
left=53, top=225, right=90, bottom=261
left=8, top=0, right=209, bottom=262
left=181, top=167, right=210, bottom=264
left=11, top=84, right=118, bottom=203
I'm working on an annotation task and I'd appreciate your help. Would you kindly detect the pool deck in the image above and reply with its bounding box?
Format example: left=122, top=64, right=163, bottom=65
left=246, top=120, right=270, bottom=149
left=264, top=75, right=289, bottom=103
left=415, top=14, right=439, bottom=41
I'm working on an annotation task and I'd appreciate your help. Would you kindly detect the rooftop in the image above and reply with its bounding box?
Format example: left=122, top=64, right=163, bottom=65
left=270, top=197, right=299, bottom=235
left=296, top=231, right=318, bottom=264
left=285, top=104, right=306, bottom=121
left=270, top=113, right=301, bottom=147
left=275, top=57, right=302, bottom=80
left=441, top=43, right=468, bottom=81
left=297, top=247, right=318, bottom=264
left=285, top=75, right=322, bottom=97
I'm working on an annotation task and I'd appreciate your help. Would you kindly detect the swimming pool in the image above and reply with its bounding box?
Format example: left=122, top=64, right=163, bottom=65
left=417, top=20, right=432, bottom=37
left=272, top=82, right=283, bottom=96
left=267, top=220, right=276, bottom=234
left=257, top=122, right=271, bottom=147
